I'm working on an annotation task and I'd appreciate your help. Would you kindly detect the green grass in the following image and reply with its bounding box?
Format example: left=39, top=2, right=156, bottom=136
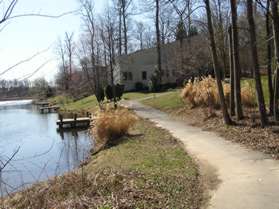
left=123, top=90, right=179, bottom=101
left=142, top=91, right=185, bottom=110
left=242, top=75, right=270, bottom=104
left=123, top=92, right=154, bottom=100
left=49, top=95, right=98, bottom=113
left=63, top=95, right=98, bottom=111
left=49, top=90, right=180, bottom=114
left=48, top=95, right=73, bottom=105
left=4, top=120, right=202, bottom=209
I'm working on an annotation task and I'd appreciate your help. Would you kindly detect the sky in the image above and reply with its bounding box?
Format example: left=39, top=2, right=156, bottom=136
left=0, top=0, right=106, bottom=82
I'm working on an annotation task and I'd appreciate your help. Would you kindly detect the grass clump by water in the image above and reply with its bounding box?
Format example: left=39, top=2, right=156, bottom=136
left=3, top=120, right=202, bottom=209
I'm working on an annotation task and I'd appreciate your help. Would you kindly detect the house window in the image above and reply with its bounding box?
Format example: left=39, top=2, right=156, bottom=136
left=166, top=70, right=170, bottom=78
left=142, top=71, right=147, bottom=80
left=128, top=72, right=133, bottom=80
left=123, top=72, right=128, bottom=81
left=123, top=72, right=133, bottom=81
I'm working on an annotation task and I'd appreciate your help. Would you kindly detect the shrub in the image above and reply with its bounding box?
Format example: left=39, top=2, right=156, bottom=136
left=181, top=76, right=255, bottom=108
left=115, top=84, right=125, bottom=100
left=105, top=85, right=113, bottom=101
left=149, top=72, right=161, bottom=92
left=135, top=82, right=145, bottom=91
left=95, top=87, right=105, bottom=103
left=94, top=107, right=138, bottom=140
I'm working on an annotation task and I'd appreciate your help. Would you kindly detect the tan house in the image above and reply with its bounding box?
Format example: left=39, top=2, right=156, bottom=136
left=113, top=35, right=210, bottom=91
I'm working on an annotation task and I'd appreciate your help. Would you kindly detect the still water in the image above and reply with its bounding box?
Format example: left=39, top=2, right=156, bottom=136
left=0, top=100, right=93, bottom=196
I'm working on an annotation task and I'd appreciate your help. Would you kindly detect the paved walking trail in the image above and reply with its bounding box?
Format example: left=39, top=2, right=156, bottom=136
left=124, top=100, right=279, bottom=209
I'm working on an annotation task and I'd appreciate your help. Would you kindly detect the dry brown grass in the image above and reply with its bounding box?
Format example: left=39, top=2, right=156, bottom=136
left=241, top=81, right=256, bottom=107
left=181, top=76, right=256, bottom=108
left=94, top=107, right=138, bottom=140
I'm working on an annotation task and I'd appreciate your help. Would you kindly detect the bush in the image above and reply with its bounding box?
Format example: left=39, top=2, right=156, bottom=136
left=94, top=107, right=138, bottom=140
left=105, top=85, right=113, bottom=101
left=181, top=76, right=255, bottom=108
left=115, top=84, right=125, bottom=100
left=95, top=87, right=105, bottom=103
left=135, top=82, right=144, bottom=91
left=149, top=72, right=161, bottom=92
left=161, top=83, right=177, bottom=91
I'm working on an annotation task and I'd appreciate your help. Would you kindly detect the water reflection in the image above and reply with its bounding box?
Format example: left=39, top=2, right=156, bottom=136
left=0, top=100, right=93, bottom=196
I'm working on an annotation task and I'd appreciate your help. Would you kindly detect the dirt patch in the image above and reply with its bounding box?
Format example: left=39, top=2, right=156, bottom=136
left=167, top=106, right=279, bottom=159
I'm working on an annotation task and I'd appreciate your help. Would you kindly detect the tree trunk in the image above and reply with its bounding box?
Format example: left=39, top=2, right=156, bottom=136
left=271, top=0, right=279, bottom=121
left=266, top=0, right=274, bottom=115
left=230, top=0, right=244, bottom=120
left=204, top=0, right=233, bottom=125
left=155, top=0, right=162, bottom=85
left=122, top=0, right=128, bottom=55
left=228, top=26, right=235, bottom=116
left=118, top=1, right=122, bottom=56
left=217, top=0, right=228, bottom=78
left=246, top=0, right=268, bottom=127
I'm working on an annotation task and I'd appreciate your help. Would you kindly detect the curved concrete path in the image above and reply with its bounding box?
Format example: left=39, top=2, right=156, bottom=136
left=124, top=100, right=279, bottom=209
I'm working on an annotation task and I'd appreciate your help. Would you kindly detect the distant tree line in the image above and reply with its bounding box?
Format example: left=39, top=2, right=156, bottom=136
left=0, top=78, right=54, bottom=99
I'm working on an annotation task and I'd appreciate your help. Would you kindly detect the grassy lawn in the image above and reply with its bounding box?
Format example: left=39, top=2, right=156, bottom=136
left=49, top=95, right=98, bottom=113
left=142, top=91, right=185, bottom=111
left=4, top=119, right=202, bottom=209
left=123, top=92, right=154, bottom=100
left=49, top=89, right=180, bottom=114
left=123, top=91, right=177, bottom=100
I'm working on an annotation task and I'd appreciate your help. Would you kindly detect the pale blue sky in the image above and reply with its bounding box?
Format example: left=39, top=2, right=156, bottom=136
left=0, top=0, right=106, bottom=82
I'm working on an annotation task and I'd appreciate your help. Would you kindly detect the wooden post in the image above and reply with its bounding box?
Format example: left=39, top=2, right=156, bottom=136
left=59, top=114, right=63, bottom=129
left=74, top=113, right=77, bottom=128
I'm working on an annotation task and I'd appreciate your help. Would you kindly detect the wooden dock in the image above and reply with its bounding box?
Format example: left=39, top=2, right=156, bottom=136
left=40, top=105, right=60, bottom=113
left=56, top=115, right=91, bottom=129
left=34, top=101, right=50, bottom=107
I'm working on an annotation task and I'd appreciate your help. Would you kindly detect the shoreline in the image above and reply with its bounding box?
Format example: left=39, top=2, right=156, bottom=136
left=2, top=95, right=203, bottom=209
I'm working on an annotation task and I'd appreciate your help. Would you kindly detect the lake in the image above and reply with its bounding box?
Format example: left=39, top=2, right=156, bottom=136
left=0, top=100, right=93, bottom=196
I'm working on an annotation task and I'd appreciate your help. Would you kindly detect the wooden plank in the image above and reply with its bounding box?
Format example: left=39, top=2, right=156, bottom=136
left=39, top=105, right=60, bottom=114
left=35, top=101, right=49, bottom=106
left=56, top=117, right=91, bottom=124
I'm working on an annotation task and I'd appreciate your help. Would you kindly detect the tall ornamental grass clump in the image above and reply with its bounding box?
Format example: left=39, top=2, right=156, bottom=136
left=241, top=81, right=256, bottom=107
left=181, top=76, right=256, bottom=108
left=94, top=107, right=138, bottom=140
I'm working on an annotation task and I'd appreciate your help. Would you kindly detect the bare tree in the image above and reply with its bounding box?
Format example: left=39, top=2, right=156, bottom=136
left=80, top=0, right=101, bottom=91
left=230, top=0, right=244, bottom=120
left=204, top=0, right=233, bottom=125
left=246, top=0, right=268, bottom=127
left=100, top=8, right=118, bottom=107
left=64, top=32, right=75, bottom=85
left=155, top=0, right=162, bottom=85
left=57, top=38, right=69, bottom=90
left=135, top=21, right=145, bottom=50
left=271, top=0, right=279, bottom=121
left=228, top=25, right=235, bottom=116
left=265, top=0, right=274, bottom=115
left=115, top=0, right=133, bottom=55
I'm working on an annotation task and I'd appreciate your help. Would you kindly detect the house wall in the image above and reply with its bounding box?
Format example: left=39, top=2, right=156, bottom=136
left=114, top=36, right=210, bottom=91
